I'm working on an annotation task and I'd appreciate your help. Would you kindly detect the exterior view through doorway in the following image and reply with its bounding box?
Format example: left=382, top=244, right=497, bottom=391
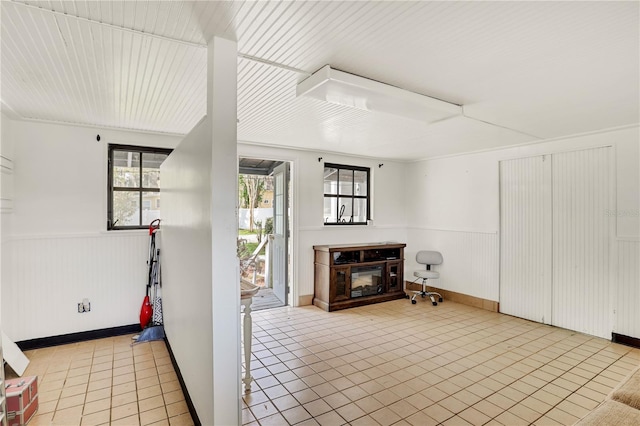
left=238, top=157, right=292, bottom=311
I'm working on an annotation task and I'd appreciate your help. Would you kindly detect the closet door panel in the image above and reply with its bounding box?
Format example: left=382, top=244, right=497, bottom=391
left=552, top=147, right=611, bottom=338
left=499, top=155, right=552, bottom=323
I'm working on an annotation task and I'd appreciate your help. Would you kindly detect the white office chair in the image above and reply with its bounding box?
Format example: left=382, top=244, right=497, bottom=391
left=408, top=250, right=443, bottom=305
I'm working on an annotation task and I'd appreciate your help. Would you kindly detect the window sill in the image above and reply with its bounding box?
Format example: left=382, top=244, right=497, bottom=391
left=324, top=223, right=369, bottom=226
left=102, top=228, right=151, bottom=235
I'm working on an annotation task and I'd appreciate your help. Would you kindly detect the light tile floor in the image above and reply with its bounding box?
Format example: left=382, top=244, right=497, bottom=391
left=6, top=335, right=194, bottom=426
left=252, top=288, right=286, bottom=312
left=242, top=299, right=640, bottom=425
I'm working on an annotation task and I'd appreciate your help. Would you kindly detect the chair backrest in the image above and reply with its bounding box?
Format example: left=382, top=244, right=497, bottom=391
left=416, top=250, right=443, bottom=265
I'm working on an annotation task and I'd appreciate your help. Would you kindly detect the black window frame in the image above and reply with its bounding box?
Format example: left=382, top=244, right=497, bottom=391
left=107, top=144, right=172, bottom=230
left=323, top=163, right=371, bottom=225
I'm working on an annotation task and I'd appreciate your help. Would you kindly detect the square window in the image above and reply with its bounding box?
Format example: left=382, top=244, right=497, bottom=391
left=323, top=163, right=370, bottom=225
left=108, top=144, right=172, bottom=230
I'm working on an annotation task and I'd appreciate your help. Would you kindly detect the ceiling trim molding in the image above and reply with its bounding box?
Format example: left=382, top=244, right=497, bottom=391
left=237, top=139, right=412, bottom=164
left=3, top=111, right=189, bottom=138
left=238, top=53, right=311, bottom=76
left=410, top=123, right=640, bottom=163
left=461, top=106, right=542, bottom=140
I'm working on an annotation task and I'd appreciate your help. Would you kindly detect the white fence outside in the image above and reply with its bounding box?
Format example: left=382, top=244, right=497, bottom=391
left=239, top=208, right=272, bottom=230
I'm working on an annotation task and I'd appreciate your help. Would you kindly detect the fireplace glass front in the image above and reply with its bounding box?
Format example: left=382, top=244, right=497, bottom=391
left=351, top=265, right=383, bottom=298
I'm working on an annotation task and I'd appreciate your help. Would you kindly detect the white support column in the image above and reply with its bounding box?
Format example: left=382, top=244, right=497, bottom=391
left=208, top=37, right=240, bottom=425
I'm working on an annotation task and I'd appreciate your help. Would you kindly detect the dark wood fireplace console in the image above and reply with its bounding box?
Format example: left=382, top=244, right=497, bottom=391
left=313, top=242, right=406, bottom=311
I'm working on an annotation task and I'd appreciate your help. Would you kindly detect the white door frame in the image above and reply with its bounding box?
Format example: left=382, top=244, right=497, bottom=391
left=237, top=153, right=297, bottom=306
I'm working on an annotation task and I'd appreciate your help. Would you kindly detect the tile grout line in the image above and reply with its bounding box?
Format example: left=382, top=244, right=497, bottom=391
left=243, top=301, right=639, bottom=426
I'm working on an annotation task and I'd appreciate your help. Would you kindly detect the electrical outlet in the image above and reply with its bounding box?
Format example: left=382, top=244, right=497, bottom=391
left=78, top=299, right=91, bottom=313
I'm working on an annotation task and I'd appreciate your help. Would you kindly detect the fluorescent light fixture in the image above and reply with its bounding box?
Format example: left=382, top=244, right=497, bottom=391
left=296, top=65, right=461, bottom=122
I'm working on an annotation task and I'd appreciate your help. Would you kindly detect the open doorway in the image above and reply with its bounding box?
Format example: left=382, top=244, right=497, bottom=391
left=238, top=157, right=292, bottom=311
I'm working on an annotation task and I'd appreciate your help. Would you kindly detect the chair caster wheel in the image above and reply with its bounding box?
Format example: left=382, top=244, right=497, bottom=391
left=432, top=302, right=438, bottom=306
left=405, top=294, right=410, bottom=299
left=411, top=300, right=417, bottom=304
left=438, top=297, right=443, bottom=302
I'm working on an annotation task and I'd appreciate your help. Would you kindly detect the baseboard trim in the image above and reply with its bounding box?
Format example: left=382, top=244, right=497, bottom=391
left=164, top=337, right=201, bottom=426
left=612, top=333, right=640, bottom=349
left=16, top=324, right=142, bottom=351
left=404, top=282, right=499, bottom=312
left=298, top=294, right=313, bottom=306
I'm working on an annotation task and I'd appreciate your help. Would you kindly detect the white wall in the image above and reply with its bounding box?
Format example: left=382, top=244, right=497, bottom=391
left=406, top=125, right=640, bottom=338
left=208, top=37, right=240, bottom=426
left=1, top=112, right=15, bottom=334
left=1, top=116, right=181, bottom=341
left=1, top=112, right=14, bottom=215
left=238, top=143, right=409, bottom=303
left=160, top=118, right=214, bottom=424
left=161, top=37, right=239, bottom=426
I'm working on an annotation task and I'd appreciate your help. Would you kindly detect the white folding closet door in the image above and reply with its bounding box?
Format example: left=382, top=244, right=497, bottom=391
left=551, top=148, right=611, bottom=338
left=499, top=147, right=612, bottom=338
left=499, top=155, right=552, bottom=324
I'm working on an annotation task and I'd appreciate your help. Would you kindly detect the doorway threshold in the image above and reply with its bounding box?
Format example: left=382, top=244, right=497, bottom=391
left=251, top=287, right=285, bottom=311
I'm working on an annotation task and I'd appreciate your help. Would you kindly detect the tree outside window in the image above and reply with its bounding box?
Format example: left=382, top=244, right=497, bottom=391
left=108, top=144, right=172, bottom=230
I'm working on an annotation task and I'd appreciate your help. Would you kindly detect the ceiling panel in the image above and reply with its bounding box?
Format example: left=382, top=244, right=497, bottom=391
left=1, top=1, right=638, bottom=159
left=1, top=0, right=206, bottom=133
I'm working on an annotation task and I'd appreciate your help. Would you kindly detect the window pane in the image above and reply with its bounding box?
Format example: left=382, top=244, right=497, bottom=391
left=354, top=170, right=367, bottom=196
left=142, top=152, right=168, bottom=188
left=113, top=191, right=140, bottom=226
left=113, top=151, right=140, bottom=188
left=142, top=192, right=161, bottom=225
left=338, top=169, right=353, bottom=195
left=324, top=197, right=337, bottom=223
left=338, top=197, right=353, bottom=223
left=353, top=198, right=367, bottom=223
left=323, top=167, right=338, bottom=195
left=323, top=165, right=370, bottom=225
left=274, top=173, right=284, bottom=234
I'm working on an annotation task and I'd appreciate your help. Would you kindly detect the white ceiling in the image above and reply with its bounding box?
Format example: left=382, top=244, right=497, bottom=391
left=1, top=1, right=638, bottom=160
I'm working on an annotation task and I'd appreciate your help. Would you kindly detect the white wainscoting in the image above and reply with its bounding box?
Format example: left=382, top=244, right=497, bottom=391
left=4, top=232, right=148, bottom=341
left=406, top=227, right=499, bottom=302
left=616, top=239, right=640, bottom=339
